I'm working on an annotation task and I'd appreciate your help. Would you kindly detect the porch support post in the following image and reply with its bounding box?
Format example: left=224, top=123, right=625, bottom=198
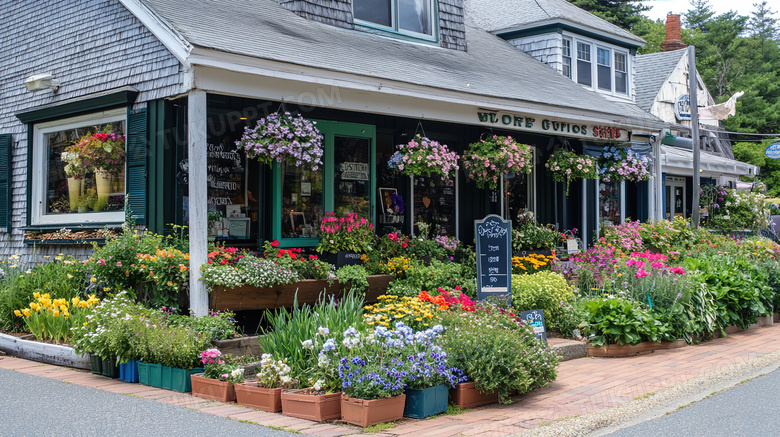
left=188, top=89, right=209, bottom=317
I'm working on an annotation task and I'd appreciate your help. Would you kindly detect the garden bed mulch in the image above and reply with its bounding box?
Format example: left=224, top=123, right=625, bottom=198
left=587, top=339, right=686, bottom=358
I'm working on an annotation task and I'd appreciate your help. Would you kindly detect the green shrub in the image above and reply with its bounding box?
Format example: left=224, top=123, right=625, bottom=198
left=582, top=298, right=666, bottom=346
left=335, top=264, right=369, bottom=292
left=439, top=305, right=560, bottom=403
left=169, top=310, right=241, bottom=341
left=511, top=271, right=575, bottom=329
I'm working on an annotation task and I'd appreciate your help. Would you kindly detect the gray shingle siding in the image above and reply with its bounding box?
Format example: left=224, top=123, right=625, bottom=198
left=277, top=0, right=354, bottom=29
left=276, top=0, right=467, bottom=50
left=0, top=0, right=184, bottom=264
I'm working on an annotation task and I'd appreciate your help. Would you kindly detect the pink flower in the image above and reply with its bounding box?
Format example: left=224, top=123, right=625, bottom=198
left=670, top=267, right=685, bottom=275
left=650, top=262, right=664, bottom=269
left=636, top=269, right=650, bottom=278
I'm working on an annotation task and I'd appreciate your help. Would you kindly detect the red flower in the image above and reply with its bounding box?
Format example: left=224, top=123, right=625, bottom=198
left=270, top=240, right=279, bottom=248
left=291, top=253, right=298, bottom=260
left=309, top=255, right=318, bottom=260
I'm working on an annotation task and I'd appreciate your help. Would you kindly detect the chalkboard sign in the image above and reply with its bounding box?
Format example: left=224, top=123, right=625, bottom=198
left=475, top=214, right=512, bottom=302
left=207, top=142, right=246, bottom=207
left=520, top=309, right=547, bottom=344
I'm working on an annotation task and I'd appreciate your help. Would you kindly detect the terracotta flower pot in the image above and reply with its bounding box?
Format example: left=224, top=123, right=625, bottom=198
left=340, top=394, right=406, bottom=428
left=450, top=382, right=498, bottom=409
left=190, top=374, right=236, bottom=402
left=281, top=389, right=341, bottom=422
left=235, top=382, right=283, bottom=412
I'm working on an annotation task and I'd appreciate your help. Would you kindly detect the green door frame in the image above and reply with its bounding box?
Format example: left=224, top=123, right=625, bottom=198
left=272, top=120, right=376, bottom=248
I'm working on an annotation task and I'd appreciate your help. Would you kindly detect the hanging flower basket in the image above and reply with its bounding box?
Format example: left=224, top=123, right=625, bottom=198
left=545, top=150, right=597, bottom=196
left=598, top=145, right=650, bottom=183
left=388, top=135, right=459, bottom=180
left=236, top=111, right=324, bottom=171
left=461, top=135, right=533, bottom=190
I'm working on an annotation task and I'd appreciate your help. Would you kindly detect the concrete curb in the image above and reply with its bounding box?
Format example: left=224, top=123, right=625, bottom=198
left=551, top=339, right=587, bottom=361
left=0, top=333, right=90, bottom=370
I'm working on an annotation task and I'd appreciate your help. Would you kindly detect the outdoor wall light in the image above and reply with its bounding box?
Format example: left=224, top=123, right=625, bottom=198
left=24, top=73, right=60, bottom=92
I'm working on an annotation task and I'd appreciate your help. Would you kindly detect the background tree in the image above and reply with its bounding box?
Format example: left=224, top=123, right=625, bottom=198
left=566, top=0, right=649, bottom=30
left=685, top=0, right=715, bottom=32
left=749, top=1, right=778, bottom=59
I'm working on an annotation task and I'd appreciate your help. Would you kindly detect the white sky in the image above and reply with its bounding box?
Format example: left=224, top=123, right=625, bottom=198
left=644, top=0, right=768, bottom=22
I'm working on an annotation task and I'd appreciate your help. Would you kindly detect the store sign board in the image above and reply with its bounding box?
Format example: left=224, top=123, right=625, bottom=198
left=674, top=94, right=691, bottom=121
left=475, top=111, right=628, bottom=140
left=765, top=143, right=780, bottom=159
left=475, top=214, right=512, bottom=302
left=340, top=162, right=369, bottom=180
left=520, top=310, right=547, bottom=344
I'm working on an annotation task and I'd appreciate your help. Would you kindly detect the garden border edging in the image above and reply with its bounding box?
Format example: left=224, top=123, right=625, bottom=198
left=0, top=332, right=90, bottom=370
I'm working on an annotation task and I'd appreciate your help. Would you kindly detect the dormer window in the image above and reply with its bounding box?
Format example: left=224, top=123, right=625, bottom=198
left=565, top=35, right=631, bottom=98
left=354, top=0, right=436, bottom=39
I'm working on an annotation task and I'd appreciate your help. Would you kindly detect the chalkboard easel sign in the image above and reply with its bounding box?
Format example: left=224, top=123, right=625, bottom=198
left=475, top=214, right=512, bottom=302
left=520, top=309, right=547, bottom=345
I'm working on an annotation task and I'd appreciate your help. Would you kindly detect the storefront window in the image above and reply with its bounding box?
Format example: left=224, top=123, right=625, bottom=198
left=334, top=136, right=371, bottom=218
left=413, top=175, right=455, bottom=237
left=599, top=180, right=621, bottom=227
left=281, top=162, right=323, bottom=238
left=32, top=109, right=126, bottom=225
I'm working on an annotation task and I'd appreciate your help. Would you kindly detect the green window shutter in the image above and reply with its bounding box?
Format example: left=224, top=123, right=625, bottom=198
left=0, top=134, right=11, bottom=231
left=126, top=108, right=147, bottom=225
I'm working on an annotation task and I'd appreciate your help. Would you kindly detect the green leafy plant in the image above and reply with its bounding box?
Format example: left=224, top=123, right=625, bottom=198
left=169, top=310, right=241, bottom=341
left=335, top=264, right=369, bottom=292
left=582, top=298, right=665, bottom=347
left=511, top=272, right=575, bottom=328
left=316, top=212, right=375, bottom=254
left=512, top=215, right=563, bottom=250
left=438, top=305, right=559, bottom=403
left=258, top=293, right=367, bottom=379
left=201, top=348, right=245, bottom=383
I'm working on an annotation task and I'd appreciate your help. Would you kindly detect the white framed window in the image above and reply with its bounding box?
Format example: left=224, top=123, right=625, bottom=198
left=562, top=38, right=572, bottom=79
left=576, top=42, right=591, bottom=86
left=354, top=0, right=436, bottom=39
left=615, top=51, right=628, bottom=94
left=31, top=108, right=126, bottom=226
left=565, top=34, right=631, bottom=98
left=597, top=47, right=612, bottom=91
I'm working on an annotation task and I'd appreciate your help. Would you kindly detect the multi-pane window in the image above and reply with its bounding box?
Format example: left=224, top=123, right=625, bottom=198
left=576, top=42, right=591, bottom=86
left=562, top=39, right=572, bottom=79
left=615, top=52, right=628, bottom=94
left=597, top=48, right=611, bottom=91
left=354, top=0, right=435, bottom=38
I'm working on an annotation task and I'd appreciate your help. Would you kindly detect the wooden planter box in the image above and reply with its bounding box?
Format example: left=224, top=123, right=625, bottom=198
left=213, top=336, right=263, bottom=359
left=210, top=275, right=392, bottom=311
left=449, top=382, right=498, bottom=409
left=281, top=390, right=342, bottom=422
left=341, top=394, right=406, bottom=427
left=587, top=339, right=686, bottom=358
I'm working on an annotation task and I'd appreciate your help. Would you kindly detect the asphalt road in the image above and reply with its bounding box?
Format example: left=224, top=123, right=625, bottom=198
left=0, top=367, right=295, bottom=437
left=603, top=367, right=780, bottom=436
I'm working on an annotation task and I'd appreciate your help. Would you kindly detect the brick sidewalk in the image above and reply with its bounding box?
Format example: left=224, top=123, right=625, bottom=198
left=2, top=325, right=779, bottom=436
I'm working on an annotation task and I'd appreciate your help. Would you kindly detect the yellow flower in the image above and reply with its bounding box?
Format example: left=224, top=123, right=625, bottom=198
left=33, top=292, right=40, bottom=299
left=29, top=303, right=40, bottom=311
left=53, top=311, right=60, bottom=317
left=22, top=309, right=31, bottom=317
left=90, top=277, right=97, bottom=283
left=83, top=322, right=88, bottom=327
left=67, top=274, right=73, bottom=279
left=14, top=310, right=21, bottom=317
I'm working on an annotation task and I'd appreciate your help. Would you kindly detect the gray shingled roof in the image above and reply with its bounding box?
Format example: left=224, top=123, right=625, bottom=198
left=634, top=49, right=687, bottom=112
left=141, top=0, right=661, bottom=126
left=464, top=0, right=645, bottom=46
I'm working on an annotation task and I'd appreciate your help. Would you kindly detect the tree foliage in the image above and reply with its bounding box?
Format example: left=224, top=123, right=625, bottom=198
left=566, top=0, right=650, bottom=30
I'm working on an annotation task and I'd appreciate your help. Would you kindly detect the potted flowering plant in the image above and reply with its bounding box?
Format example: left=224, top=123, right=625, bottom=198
left=316, top=212, right=375, bottom=267
left=235, top=353, right=296, bottom=412
left=191, top=348, right=245, bottom=402
left=61, top=142, right=87, bottom=212
left=598, top=146, right=650, bottom=182
left=236, top=111, right=323, bottom=171
left=76, top=126, right=126, bottom=211
left=545, top=150, right=597, bottom=196
left=462, top=135, right=533, bottom=190
left=388, top=135, right=459, bottom=180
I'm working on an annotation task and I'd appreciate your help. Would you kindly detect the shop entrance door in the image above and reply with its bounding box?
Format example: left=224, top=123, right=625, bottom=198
left=665, top=176, right=686, bottom=219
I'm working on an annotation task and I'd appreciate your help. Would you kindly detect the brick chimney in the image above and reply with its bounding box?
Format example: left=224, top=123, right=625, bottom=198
left=661, top=14, right=687, bottom=52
